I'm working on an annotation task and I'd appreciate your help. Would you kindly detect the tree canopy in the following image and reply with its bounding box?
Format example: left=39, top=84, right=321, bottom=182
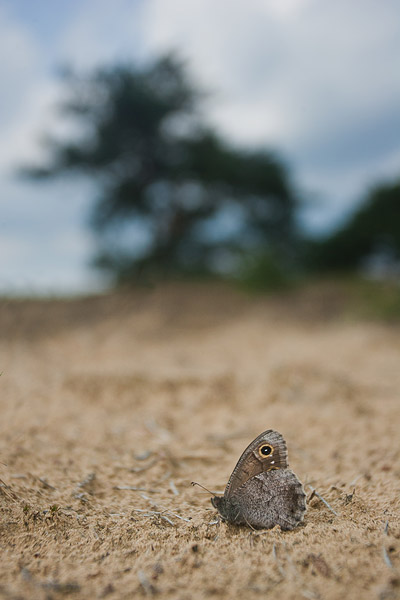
left=23, top=55, right=299, bottom=283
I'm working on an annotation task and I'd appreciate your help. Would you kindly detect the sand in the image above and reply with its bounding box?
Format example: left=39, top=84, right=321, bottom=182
left=0, top=283, right=399, bottom=600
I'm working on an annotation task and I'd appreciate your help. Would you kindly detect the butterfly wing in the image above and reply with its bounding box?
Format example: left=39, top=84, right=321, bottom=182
left=224, top=430, right=288, bottom=500
left=224, top=469, right=306, bottom=530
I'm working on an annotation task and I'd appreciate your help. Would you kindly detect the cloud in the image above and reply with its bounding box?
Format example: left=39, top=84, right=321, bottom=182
left=0, top=5, right=103, bottom=294
left=0, top=177, right=101, bottom=295
left=58, top=0, right=147, bottom=69
left=139, top=0, right=400, bottom=228
left=0, top=7, right=62, bottom=169
left=0, top=7, right=41, bottom=127
left=141, top=0, right=400, bottom=148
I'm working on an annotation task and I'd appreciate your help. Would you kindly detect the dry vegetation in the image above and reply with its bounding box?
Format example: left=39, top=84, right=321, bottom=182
left=1, top=282, right=399, bottom=600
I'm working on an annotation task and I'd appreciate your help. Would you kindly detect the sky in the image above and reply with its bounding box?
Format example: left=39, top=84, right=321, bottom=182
left=1, top=0, right=400, bottom=294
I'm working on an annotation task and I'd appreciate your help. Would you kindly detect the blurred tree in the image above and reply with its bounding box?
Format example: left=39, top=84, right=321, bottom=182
left=23, top=55, right=298, bottom=283
left=308, top=179, right=400, bottom=272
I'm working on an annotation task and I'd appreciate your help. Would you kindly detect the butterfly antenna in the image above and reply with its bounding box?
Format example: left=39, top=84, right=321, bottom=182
left=191, top=481, right=215, bottom=495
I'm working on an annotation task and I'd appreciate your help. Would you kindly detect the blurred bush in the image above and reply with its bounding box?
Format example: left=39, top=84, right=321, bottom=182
left=352, top=278, right=400, bottom=321
left=308, top=179, right=400, bottom=275
left=234, top=250, right=297, bottom=293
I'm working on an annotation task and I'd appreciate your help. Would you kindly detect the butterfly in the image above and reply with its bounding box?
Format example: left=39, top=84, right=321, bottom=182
left=211, top=430, right=306, bottom=530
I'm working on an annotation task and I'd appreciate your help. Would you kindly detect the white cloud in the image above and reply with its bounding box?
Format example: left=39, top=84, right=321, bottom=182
left=58, top=0, right=146, bottom=69
left=141, top=0, right=400, bottom=153
left=0, top=7, right=41, bottom=126
left=139, top=0, right=400, bottom=231
left=0, top=177, right=101, bottom=295
left=0, top=7, right=62, bottom=170
left=0, top=6, right=101, bottom=295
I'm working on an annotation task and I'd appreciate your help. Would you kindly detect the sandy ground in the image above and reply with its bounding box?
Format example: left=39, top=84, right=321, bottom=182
left=0, top=283, right=399, bottom=600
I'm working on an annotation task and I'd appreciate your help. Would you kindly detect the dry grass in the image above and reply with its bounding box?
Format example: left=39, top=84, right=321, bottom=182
left=1, top=283, right=399, bottom=599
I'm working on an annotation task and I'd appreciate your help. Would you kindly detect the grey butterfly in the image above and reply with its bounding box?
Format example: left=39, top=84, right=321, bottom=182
left=211, top=430, right=306, bottom=530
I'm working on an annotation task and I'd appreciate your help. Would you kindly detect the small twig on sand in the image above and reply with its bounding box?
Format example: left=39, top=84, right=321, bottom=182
left=132, top=510, right=163, bottom=518
left=167, top=511, right=191, bottom=522
left=272, top=543, right=286, bottom=578
left=169, top=480, right=179, bottom=495
left=38, top=478, right=56, bottom=490
left=348, top=474, right=362, bottom=487
left=144, top=419, right=171, bottom=442
left=249, top=529, right=270, bottom=537
left=384, top=520, right=389, bottom=535
left=140, top=493, right=155, bottom=502
left=0, top=478, right=18, bottom=502
left=132, top=507, right=190, bottom=524
left=129, top=460, right=158, bottom=474
left=115, top=485, right=147, bottom=491
left=114, top=485, right=158, bottom=493
left=77, top=473, right=96, bottom=489
left=160, top=515, right=175, bottom=526
left=308, top=486, right=339, bottom=516
left=286, top=551, right=299, bottom=578
left=132, top=508, right=175, bottom=525
left=383, top=547, right=393, bottom=569
left=136, top=491, right=191, bottom=522
left=307, top=488, right=316, bottom=503
left=383, top=520, right=393, bottom=569
left=138, top=570, right=156, bottom=595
